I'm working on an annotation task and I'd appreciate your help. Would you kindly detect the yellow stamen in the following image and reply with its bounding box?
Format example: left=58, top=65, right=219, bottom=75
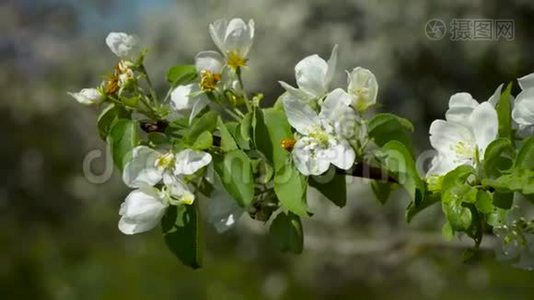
left=309, top=130, right=330, bottom=146
left=199, top=70, right=221, bottom=92
left=155, top=152, right=175, bottom=169
left=226, top=51, right=247, bottom=70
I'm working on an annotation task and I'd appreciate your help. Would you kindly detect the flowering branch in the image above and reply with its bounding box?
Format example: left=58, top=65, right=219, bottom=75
left=69, top=18, right=534, bottom=270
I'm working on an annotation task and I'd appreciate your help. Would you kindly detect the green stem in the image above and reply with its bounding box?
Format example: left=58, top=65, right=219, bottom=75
left=140, top=64, right=159, bottom=104
left=236, top=67, right=252, bottom=112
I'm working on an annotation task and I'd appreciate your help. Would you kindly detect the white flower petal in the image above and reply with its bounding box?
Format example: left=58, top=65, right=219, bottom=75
left=209, top=18, right=254, bottom=57
left=426, top=154, right=456, bottom=177
left=118, top=187, right=167, bottom=235
left=518, top=72, right=534, bottom=91
left=445, top=92, right=478, bottom=123
left=325, top=44, right=338, bottom=86
left=347, top=67, right=378, bottom=111
left=295, top=54, right=329, bottom=98
left=282, top=96, right=320, bottom=135
left=209, top=19, right=227, bottom=53
left=170, top=84, right=196, bottom=111
left=488, top=84, right=503, bottom=107
left=279, top=81, right=314, bottom=102
left=319, top=88, right=352, bottom=122
left=512, top=88, right=534, bottom=126
left=68, top=88, right=102, bottom=105
left=469, top=102, right=498, bottom=155
left=292, top=138, right=330, bottom=176
left=224, top=18, right=254, bottom=56
left=327, top=139, right=355, bottom=170
left=189, top=97, right=209, bottom=124
left=105, top=32, right=138, bottom=58
left=174, top=149, right=212, bottom=175
left=122, top=146, right=163, bottom=188
left=429, top=119, right=474, bottom=154
left=195, top=50, right=224, bottom=74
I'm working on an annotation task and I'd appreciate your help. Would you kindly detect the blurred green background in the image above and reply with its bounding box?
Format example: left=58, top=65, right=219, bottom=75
left=2, top=0, right=534, bottom=299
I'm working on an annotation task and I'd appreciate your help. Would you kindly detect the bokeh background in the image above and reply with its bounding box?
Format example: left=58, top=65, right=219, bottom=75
left=2, top=0, right=534, bottom=299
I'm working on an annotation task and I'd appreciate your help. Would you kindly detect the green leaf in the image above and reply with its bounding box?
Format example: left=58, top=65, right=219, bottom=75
left=493, top=192, right=514, bottom=209
left=483, top=138, right=515, bottom=178
left=368, top=113, right=414, bottom=150
left=253, top=108, right=294, bottom=171
left=147, top=132, right=169, bottom=145
left=442, top=222, right=454, bottom=240
left=441, top=165, right=476, bottom=231
left=269, top=212, right=303, bottom=254
left=239, top=112, right=253, bottom=144
left=484, top=138, right=534, bottom=195
left=515, top=136, right=534, bottom=170
left=108, top=119, right=138, bottom=170
left=380, top=140, right=424, bottom=203
left=495, top=82, right=513, bottom=140
left=161, top=203, right=203, bottom=269
left=185, top=111, right=218, bottom=145
left=274, top=164, right=308, bottom=216
left=191, top=131, right=213, bottom=150
left=370, top=181, right=394, bottom=205
left=166, top=65, right=197, bottom=87
left=217, top=117, right=238, bottom=152
left=309, top=172, right=347, bottom=208
left=97, top=104, right=127, bottom=140
left=475, top=190, right=493, bottom=214
left=213, top=150, right=254, bottom=207
left=406, top=189, right=440, bottom=223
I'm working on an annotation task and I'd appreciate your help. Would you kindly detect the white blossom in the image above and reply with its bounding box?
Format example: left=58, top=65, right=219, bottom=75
left=279, top=45, right=338, bottom=105
left=170, top=84, right=209, bottom=123
left=105, top=32, right=139, bottom=59
left=68, top=88, right=103, bottom=105
left=209, top=18, right=254, bottom=70
left=118, top=146, right=211, bottom=235
left=427, top=95, right=498, bottom=177
left=346, top=67, right=378, bottom=111
left=123, top=146, right=212, bottom=189
left=284, top=88, right=356, bottom=176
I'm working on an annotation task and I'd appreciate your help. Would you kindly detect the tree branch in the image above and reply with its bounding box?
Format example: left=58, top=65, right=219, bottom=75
left=336, top=162, right=398, bottom=184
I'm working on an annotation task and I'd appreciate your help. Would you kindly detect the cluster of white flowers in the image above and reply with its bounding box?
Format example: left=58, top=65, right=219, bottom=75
left=68, top=22, right=258, bottom=235
left=119, top=146, right=212, bottom=234
left=171, top=18, right=255, bottom=122
left=280, top=46, right=378, bottom=176
left=426, top=73, right=534, bottom=180
left=68, top=32, right=140, bottom=105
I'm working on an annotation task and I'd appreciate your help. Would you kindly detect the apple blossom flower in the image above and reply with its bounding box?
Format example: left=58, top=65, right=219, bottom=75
left=427, top=97, right=498, bottom=177
left=105, top=32, right=139, bottom=59
left=195, top=50, right=225, bottom=92
left=279, top=45, right=338, bottom=105
left=346, top=67, right=378, bottom=112
left=68, top=88, right=103, bottom=105
left=209, top=18, right=255, bottom=70
left=283, top=88, right=356, bottom=176
left=118, top=146, right=211, bottom=235
left=122, top=146, right=212, bottom=189
left=170, top=84, right=210, bottom=123
left=118, top=179, right=196, bottom=235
